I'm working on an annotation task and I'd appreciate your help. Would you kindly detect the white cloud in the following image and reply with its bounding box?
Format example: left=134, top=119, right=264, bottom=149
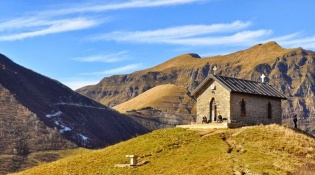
left=97, top=21, right=251, bottom=41
left=73, top=51, right=130, bottom=63
left=0, top=0, right=204, bottom=41
left=82, top=63, right=143, bottom=76
left=162, top=30, right=273, bottom=46
left=43, top=0, right=206, bottom=16
left=63, top=62, right=144, bottom=89
left=62, top=79, right=100, bottom=90
left=259, top=32, right=315, bottom=50
left=277, top=35, right=315, bottom=49
left=92, top=21, right=273, bottom=46
left=0, top=18, right=98, bottom=41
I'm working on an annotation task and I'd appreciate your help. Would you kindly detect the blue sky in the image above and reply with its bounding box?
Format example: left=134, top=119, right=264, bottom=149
left=1, top=0, right=315, bottom=89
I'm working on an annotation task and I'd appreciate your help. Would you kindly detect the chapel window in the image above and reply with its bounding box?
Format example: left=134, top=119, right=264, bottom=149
left=267, top=101, right=272, bottom=119
left=240, top=98, right=246, bottom=116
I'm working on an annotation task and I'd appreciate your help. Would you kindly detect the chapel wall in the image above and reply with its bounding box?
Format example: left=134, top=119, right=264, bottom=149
left=230, top=93, right=282, bottom=125
left=196, top=80, right=230, bottom=123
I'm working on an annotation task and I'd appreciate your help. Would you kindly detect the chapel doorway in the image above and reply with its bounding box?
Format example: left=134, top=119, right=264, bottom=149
left=210, top=98, right=217, bottom=122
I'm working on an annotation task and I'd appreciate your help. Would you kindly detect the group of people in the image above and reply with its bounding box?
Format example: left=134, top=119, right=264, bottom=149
left=202, top=115, right=224, bottom=124
left=202, top=116, right=208, bottom=124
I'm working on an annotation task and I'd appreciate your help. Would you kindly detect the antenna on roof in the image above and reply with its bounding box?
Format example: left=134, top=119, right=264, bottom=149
left=213, top=66, right=217, bottom=75
left=260, top=74, right=266, bottom=83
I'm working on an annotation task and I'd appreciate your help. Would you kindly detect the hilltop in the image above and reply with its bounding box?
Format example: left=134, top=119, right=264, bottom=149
left=77, top=41, right=315, bottom=134
left=12, top=125, right=315, bottom=175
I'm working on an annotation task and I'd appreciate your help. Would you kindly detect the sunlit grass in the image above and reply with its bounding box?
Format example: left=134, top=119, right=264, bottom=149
left=11, top=125, right=315, bottom=175
left=113, top=84, right=196, bottom=114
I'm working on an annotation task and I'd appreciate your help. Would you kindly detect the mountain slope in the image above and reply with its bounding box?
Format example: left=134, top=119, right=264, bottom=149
left=113, top=84, right=196, bottom=128
left=0, top=54, right=149, bottom=174
left=113, top=84, right=195, bottom=115
left=12, top=125, right=315, bottom=175
left=77, top=41, right=315, bottom=134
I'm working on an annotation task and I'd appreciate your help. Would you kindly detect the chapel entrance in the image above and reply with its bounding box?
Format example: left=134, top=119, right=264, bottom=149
left=210, top=98, right=217, bottom=122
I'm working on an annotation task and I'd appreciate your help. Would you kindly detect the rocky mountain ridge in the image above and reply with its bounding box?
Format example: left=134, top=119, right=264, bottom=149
left=77, top=41, right=315, bottom=134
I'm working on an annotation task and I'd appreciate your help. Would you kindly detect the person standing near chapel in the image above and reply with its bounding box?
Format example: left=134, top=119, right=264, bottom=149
left=293, top=115, right=298, bottom=128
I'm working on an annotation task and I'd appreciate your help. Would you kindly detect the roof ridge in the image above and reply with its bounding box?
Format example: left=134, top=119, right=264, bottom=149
left=192, top=74, right=286, bottom=99
left=214, top=74, right=265, bottom=84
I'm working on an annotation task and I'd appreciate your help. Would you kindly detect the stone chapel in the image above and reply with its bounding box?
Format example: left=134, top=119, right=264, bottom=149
left=191, top=74, right=287, bottom=127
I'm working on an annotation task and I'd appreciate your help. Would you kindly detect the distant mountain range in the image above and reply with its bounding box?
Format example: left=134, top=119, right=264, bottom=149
left=0, top=54, right=148, bottom=174
left=77, top=41, right=315, bottom=135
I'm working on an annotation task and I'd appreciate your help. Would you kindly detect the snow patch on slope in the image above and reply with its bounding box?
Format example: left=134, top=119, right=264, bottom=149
left=78, top=133, right=88, bottom=141
left=54, top=102, right=107, bottom=110
left=46, top=111, right=62, bottom=118
left=46, top=111, right=72, bottom=133
left=55, top=121, right=72, bottom=133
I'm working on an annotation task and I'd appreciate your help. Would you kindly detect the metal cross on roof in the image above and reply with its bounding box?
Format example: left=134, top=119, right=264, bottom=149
left=261, top=74, right=266, bottom=83
left=213, top=66, right=217, bottom=75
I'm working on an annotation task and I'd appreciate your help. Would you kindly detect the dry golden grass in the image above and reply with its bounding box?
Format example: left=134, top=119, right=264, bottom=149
left=144, top=41, right=293, bottom=74
left=26, top=148, right=91, bottom=165
left=11, top=124, right=315, bottom=175
left=113, top=84, right=195, bottom=114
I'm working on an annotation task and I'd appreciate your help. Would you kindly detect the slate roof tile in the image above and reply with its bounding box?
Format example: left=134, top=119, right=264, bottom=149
left=191, top=74, right=287, bottom=99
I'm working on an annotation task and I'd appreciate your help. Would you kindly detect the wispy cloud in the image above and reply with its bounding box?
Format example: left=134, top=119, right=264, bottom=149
left=63, top=62, right=143, bottom=89
left=274, top=33, right=315, bottom=49
left=92, top=21, right=273, bottom=46
left=97, top=20, right=250, bottom=40
left=73, top=51, right=130, bottom=63
left=0, top=18, right=98, bottom=41
left=82, top=63, right=143, bottom=76
left=43, top=0, right=205, bottom=16
left=161, top=30, right=272, bottom=46
left=0, top=0, right=204, bottom=41
left=63, top=79, right=100, bottom=90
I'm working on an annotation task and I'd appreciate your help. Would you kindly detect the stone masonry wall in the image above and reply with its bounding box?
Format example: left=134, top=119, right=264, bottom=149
left=230, top=93, right=282, bottom=125
left=196, top=80, right=230, bottom=123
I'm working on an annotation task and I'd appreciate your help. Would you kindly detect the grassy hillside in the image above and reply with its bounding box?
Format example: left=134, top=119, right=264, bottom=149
left=12, top=125, right=315, bottom=175
left=0, top=148, right=90, bottom=175
left=113, top=84, right=196, bottom=114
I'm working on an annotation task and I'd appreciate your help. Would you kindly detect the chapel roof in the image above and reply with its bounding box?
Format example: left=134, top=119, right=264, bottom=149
left=191, top=74, right=287, bottom=99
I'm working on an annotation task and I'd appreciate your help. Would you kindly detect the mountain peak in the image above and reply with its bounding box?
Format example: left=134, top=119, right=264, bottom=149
left=252, top=41, right=283, bottom=50
left=187, top=53, right=201, bottom=58
left=148, top=53, right=201, bottom=72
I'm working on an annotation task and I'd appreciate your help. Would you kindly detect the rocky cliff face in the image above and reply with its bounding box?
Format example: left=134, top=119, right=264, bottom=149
left=0, top=54, right=149, bottom=174
left=77, top=42, right=315, bottom=135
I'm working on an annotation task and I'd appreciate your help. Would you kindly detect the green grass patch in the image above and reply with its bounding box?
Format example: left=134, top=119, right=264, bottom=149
left=11, top=125, right=315, bottom=175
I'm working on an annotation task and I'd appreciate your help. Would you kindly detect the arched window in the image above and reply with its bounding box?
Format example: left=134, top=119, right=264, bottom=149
left=240, top=98, right=246, bottom=116
left=267, top=101, right=272, bottom=119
